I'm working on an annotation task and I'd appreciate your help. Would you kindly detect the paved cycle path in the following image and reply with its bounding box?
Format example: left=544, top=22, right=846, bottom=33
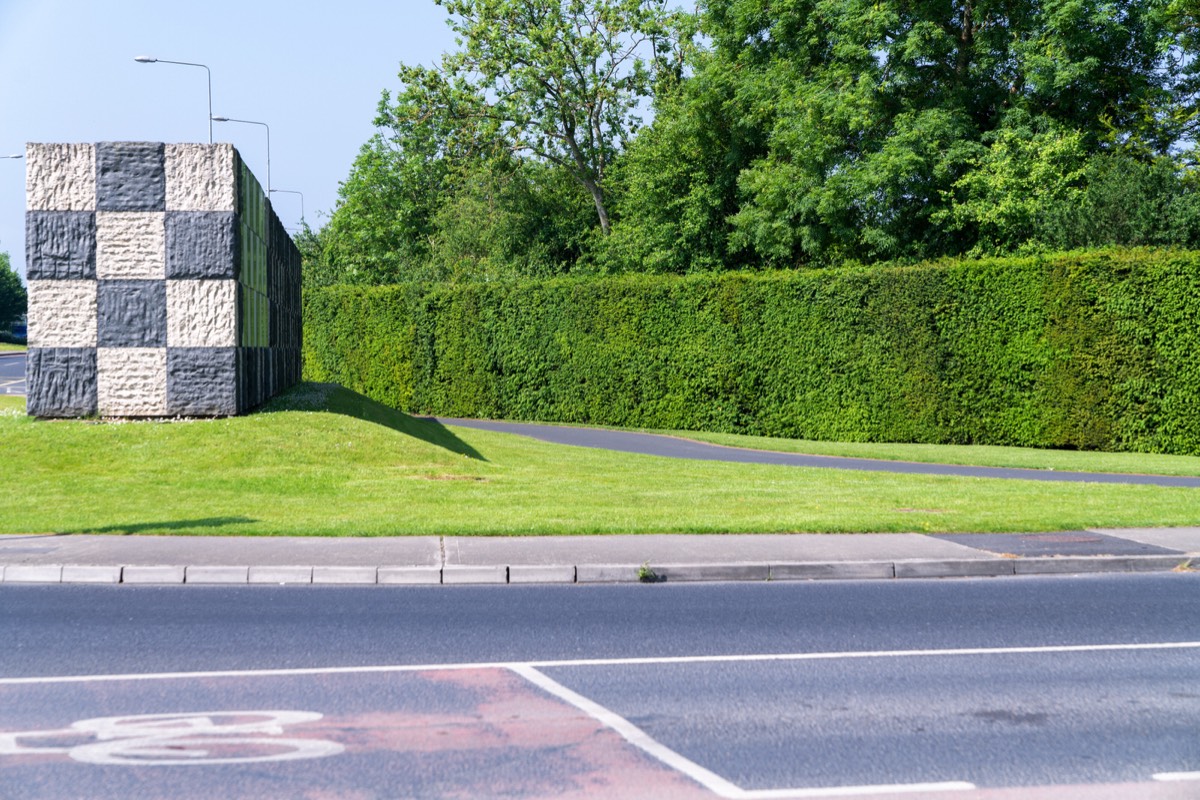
left=437, top=418, right=1200, bottom=488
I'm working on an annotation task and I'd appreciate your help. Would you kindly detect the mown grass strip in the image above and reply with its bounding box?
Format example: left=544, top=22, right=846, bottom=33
left=1, top=386, right=1197, bottom=536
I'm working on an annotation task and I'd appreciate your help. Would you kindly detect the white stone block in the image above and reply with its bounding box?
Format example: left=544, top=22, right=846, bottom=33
left=248, top=566, right=313, bottom=584
left=27, top=280, right=97, bottom=347
left=442, top=566, right=508, bottom=584
left=165, top=144, right=236, bottom=211
left=122, top=565, right=184, bottom=584
left=166, top=280, right=237, bottom=347
left=186, top=565, right=249, bottom=584
left=98, top=347, right=167, bottom=416
left=377, top=567, right=442, bottom=585
left=312, top=567, right=377, bottom=584
left=508, top=565, right=576, bottom=584
left=26, top=143, right=96, bottom=211
left=96, top=212, right=166, bottom=279
left=62, top=565, right=122, bottom=584
left=3, top=564, right=63, bottom=583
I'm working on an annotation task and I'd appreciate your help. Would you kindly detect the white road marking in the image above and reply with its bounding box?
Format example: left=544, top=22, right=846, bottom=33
left=2, top=644, right=1195, bottom=794
left=511, top=664, right=974, bottom=799
left=2, top=640, right=1198, bottom=686
left=1153, top=772, right=1200, bottom=781
left=0, top=710, right=343, bottom=765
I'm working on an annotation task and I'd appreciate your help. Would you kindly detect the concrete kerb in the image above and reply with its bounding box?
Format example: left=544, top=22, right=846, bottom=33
left=0, top=556, right=1194, bottom=586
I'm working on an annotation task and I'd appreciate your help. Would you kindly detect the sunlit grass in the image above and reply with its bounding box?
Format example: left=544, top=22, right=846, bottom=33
left=654, top=429, right=1200, bottom=477
left=1, top=386, right=1197, bottom=536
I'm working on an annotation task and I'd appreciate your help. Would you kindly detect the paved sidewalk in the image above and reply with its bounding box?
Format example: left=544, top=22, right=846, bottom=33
left=0, top=528, right=1196, bottom=586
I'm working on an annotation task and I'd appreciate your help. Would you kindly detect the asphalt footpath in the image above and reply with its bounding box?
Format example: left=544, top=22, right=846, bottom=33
left=1, top=528, right=1197, bottom=586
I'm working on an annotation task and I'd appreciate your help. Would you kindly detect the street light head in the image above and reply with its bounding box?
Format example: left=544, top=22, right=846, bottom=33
left=3, top=154, right=24, bottom=159
left=210, top=115, right=229, bottom=122
left=133, top=55, right=158, bottom=63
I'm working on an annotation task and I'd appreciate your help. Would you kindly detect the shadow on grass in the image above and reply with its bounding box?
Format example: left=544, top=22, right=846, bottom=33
left=260, top=382, right=486, bottom=461
left=67, top=517, right=257, bottom=534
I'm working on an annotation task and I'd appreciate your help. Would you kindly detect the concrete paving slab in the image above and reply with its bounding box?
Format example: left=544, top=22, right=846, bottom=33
left=443, top=533, right=993, bottom=567
left=61, top=565, right=120, bottom=583
left=894, top=559, right=1015, bottom=579
left=3, top=564, right=62, bottom=583
left=442, top=566, right=508, bottom=585
left=508, top=565, right=575, bottom=584
left=378, top=566, right=442, bottom=585
left=770, top=561, right=896, bottom=581
left=185, top=565, right=249, bottom=584
left=122, top=565, right=184, bottom=584
left=1090, top=527, right=1200, bottom=555
left=248, top=566, right=313, bottom=584
left=0, top=534, right=441, bottom=567
left=313, top=567, right=377, bottom=585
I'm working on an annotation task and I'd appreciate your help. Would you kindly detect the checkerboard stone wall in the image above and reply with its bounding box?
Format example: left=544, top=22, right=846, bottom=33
left=25, top=142, right=302, bottom=417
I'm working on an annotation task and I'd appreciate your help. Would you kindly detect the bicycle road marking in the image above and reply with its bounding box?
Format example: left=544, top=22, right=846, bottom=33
left=3, top=648, right=1198, bottom=797
left=2, top=640, right=1199, bottom=686
left=0, top=710, right=344, bottom=766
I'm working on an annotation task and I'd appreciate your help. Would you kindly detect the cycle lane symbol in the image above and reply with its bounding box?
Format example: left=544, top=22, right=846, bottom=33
left=0, top=711, right=345, bottom=766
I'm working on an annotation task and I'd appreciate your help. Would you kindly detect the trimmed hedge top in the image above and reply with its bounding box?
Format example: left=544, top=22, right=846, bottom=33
left=304, top=249, right=1200, bottom=455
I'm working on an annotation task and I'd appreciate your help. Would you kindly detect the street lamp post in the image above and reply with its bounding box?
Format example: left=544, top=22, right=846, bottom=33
left=269, top=189, right=304, bottom=226
left=211, top=116, right=269, bottom=194
left=134, top=56, right=213, bottom=144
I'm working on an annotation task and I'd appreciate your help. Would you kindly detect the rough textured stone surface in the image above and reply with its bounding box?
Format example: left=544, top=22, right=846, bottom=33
left=27, top=348, right=98, bottom=417
left=97, top=280, right=167, bottom=347
left=27, top=280, right=97, bottom=347
left=96, top=142, right=165, bottom=211
left=165, top=143, right=236, bottom=211
left=26, top=211, right=96, bottom=280
left=97, top=347, right=167, bottom=416
left=167, top=347, right=237, bottom=416
left=25, top=143, right=95, bottom=211
left=96, top=211, right=165, bottom=279
left=165, top=211, right=237, bottom=278
left=166, top=280, right=236, bottom=347
left=26, top=141, right=301, bottom=418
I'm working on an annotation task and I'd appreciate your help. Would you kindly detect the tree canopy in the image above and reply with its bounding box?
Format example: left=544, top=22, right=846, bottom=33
left=306, top=0, right=1200, bottom=285
left=0, top=250, right=26, bottom=331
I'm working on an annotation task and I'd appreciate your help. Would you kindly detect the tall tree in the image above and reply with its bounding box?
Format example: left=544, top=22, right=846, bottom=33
left=396, top=0, right=682, bottom=234
left=621, top=0, right=1190, bottom=267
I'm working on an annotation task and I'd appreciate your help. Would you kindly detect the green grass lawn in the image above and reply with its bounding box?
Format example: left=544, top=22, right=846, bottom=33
left=660, top=430, right=1200, bottom=477
left=1, top=385, right=1198, bottom=536
left=0, top=343, right=25, bottom=352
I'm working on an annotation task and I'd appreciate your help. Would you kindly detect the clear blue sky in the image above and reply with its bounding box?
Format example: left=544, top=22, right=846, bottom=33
left=0, top=0, right=456, bottom=281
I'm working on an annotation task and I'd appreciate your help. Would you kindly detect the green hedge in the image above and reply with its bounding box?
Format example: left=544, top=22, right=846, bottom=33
left=303, top=248, right=1200, bottom=455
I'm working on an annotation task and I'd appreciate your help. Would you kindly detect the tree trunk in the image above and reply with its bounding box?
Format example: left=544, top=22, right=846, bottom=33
left=580, top=172, right=611, bottom=235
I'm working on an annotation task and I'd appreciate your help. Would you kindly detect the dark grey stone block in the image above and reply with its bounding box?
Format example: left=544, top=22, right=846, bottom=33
left=97, top=280, right=167, bottom=347
left=165, top=211, right=238, bottom=279
left=96, top=142, right=165, bottom=212
left=27, top=348, right=97, bottom=417
left=167, top=347, right=237, bottom=416
left=26, top=211, right=96, bottom=280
